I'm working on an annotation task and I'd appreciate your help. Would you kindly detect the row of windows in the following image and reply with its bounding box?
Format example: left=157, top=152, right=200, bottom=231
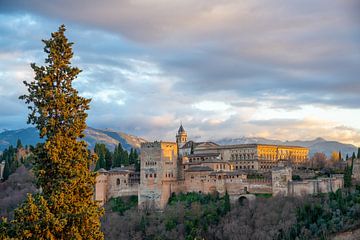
left=215, top=164, right=227, bottom=170
left=165, top=173, right=174, bottom=178
left=235, top=165, right=255, bottom=170
left=189, top=156, right=217, bottom=162
left=190, top=174, right=242, bottom=179
left=231, top=154, right=255, bottom=160
left=260, top=165, right=274, bottom=169
left=230, top=149, right=255, bottom=153
left=145, top=161, right=157, bottom=166
left=145, top=173, right=157, bottom=178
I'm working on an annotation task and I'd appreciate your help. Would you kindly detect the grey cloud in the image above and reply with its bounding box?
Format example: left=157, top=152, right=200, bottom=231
left=0, top=1, right=360, bottom=144
left=1, top=0, right=359, bottom=110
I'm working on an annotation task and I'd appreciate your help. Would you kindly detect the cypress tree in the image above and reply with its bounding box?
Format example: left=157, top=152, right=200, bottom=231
left=112, top=143, right=123, bottom=168
left=2, top=159, right=11, bottom=181
left=129, top=148, right=134, bottom=165
left=224, top=190, right=231, bottom=213
left=357, top=148, right=360, bottom=159
left=16, top=139, right=23, bottom=149
left=11, top=25, right=103, bottom=239
left=122, top=150, right=129, bottom=166
left=352, top=152, right=356, bottom=160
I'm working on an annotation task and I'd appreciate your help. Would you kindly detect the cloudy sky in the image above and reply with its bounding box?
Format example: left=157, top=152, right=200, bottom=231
left=0, top=0, right=359, bottom=145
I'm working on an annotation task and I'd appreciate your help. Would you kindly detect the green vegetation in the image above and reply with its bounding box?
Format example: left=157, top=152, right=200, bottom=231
left=94, top=142, right=139, bottom=171
left=255, top=193, right=273, bottom=198
left=280, top=187, right=360, bottom=239
left=1, top=142, right=35, bottom=181
left=168, top=192, right=232, bottom=239
left=292, top=175, right=302, bottom=181
left=109, top=196, right=138, bottom=215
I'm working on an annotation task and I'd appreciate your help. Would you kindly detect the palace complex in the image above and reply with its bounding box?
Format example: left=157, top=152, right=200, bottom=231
left=95, top=125, right=344, bottom=209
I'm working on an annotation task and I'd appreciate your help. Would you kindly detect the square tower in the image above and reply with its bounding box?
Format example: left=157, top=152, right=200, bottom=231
left=138, top=141, right=179, bottom=209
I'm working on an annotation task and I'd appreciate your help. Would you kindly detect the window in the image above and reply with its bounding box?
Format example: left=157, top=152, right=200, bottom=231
left=154, top=173, right=157, bottom=178
left=116, top=178, right=120, bottom=185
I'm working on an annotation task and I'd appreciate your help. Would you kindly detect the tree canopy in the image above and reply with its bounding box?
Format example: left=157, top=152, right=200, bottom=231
left=4, top=25, right=104, bottom=239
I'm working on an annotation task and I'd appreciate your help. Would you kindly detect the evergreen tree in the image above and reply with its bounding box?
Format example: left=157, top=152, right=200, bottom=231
left=1, top=145, right=18, bottom=180
left=352, top=152, right=356, bottom=160
left=346, top=154, right=349, bottom=160
left=112, top=143, right=123, bottom=168
left=105, top=148, right=112, bottom=170
left=224, top=190, right=231, bottom=213
left=16, top=139, right=23, bottom=149
left=122, top=150, right=129, bottom=166
left=190, top=142, right=194, bottom=154
left=94, top=143, right=112, bottom=170
left=129, top=148, right=134, bottom=165
left=357, top=147, right=360, bottom=159
left=134, top=149, right=140, bottom=171
left=10, top=25, right=103, bottom=239
left=2, top=159, right=11, bottom=181
left=344, top=165, right=352, bottom=188
left=94, top=152, right=105, bottom=171
left=339, top=151, right=342, bottom=161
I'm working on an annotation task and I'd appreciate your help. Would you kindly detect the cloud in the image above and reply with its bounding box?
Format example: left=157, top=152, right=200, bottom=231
left=0, top=1, right=359, bottom=145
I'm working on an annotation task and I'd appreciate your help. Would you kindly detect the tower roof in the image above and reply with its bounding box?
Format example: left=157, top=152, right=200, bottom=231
left=178, top=124, right=186, bottom=134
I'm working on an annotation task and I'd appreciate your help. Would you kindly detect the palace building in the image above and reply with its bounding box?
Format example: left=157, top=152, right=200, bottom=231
left=95, top=125, right=343, bottom=209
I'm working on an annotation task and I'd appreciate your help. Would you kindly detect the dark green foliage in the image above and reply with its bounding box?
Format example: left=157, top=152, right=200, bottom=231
left=16, top=139, right=22, bottom=149
left=1, top=145, right=19, bottom=180
left=280, top=188, right=360, bottom=239
left=344, top=165, right=352, bottom=188
left=352, top=152, right=356, bottom=160
left=128, top=148, right=139, bottom=165
left=110, top=196, right=138, bottom=215
left=93, top=144, right=139, bottom=171
left=292, top=175, right=302, bottom=181
left=357, top=148, right=360, bottom=159
left=111, top=143, right=134, bottom=168
left=254, top=193, right=273, bottom=198
left=224, top=190, right=231, bottom=213
left=94, top=143, right=112, bottom=170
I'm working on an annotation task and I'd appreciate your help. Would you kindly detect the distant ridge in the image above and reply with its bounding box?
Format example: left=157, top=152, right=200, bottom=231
left=0, top=127, right=147, bottom=152
left=0, top=127, right=357, bottom=157
left=215, top=137, right=358, bottom=157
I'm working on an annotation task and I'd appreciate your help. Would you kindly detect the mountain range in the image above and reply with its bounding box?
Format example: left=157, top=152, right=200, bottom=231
left=0, top=127, right=358, bottom=157
left=215, top=137, right=358, bottom=157
left=0, top=127, right=146, bottom=152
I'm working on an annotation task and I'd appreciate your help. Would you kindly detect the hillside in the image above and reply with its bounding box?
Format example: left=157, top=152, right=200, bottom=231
left=215, top=137, right=358, bottom=157
left=0, top=127, right=147, bottom=152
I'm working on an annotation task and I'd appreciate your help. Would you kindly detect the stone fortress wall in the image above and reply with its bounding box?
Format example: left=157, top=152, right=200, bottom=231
left=95, top=125, right=345, bottom=208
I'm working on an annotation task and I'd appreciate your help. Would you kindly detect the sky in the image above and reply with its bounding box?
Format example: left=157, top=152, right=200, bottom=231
left=0, top=0, right=359, bottom=145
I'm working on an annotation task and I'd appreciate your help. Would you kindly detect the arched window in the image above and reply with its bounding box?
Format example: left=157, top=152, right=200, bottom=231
left=116, top=178, right=120, bottom=185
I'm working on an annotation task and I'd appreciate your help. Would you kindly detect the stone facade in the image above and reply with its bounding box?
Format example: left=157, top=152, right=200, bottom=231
left=352, top=158, right=360, bottom=181
left=94, top=125, right=344, bottom=209
left=94, top=167, right=139, bottom=206
left=138, top=141, right=181, bottom=209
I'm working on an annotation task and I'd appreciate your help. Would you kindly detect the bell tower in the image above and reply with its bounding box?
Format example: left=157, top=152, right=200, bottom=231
left=176, top=124, right=187, bottom=149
